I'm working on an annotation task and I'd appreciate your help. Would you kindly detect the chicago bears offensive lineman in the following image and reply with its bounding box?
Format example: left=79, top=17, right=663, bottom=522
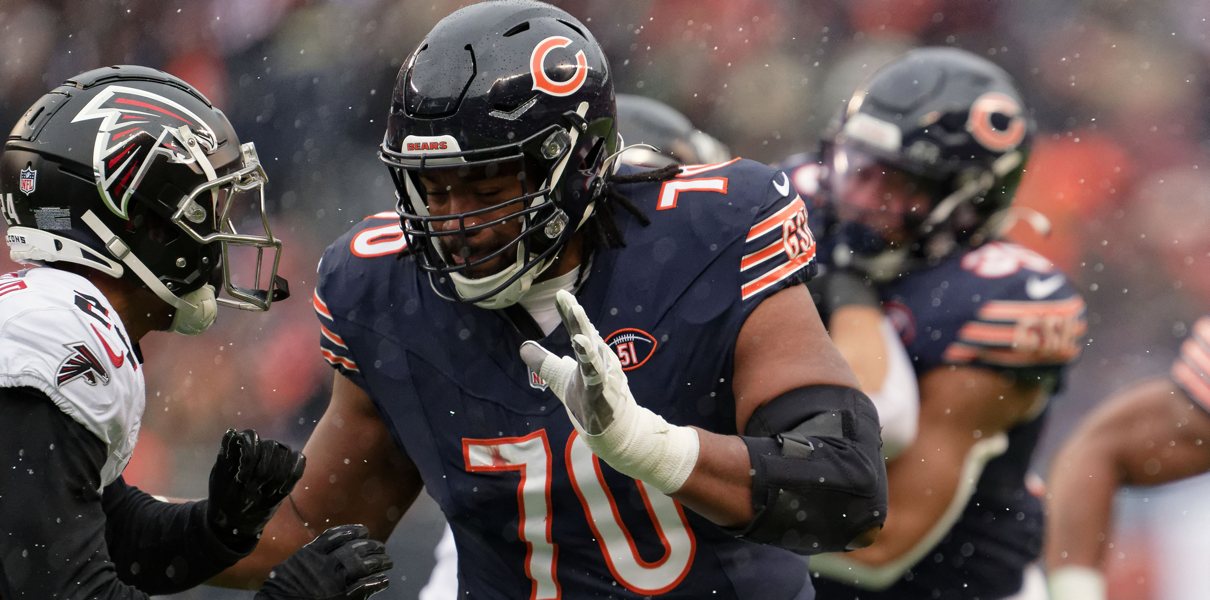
left=1046, top=315, right=1210, bottom=600
left=788, top=49, right=1087, bottom=599
left=218, top=2, right=888, bottom=598
left=0, top=66, right=391, bottom=598
left=418, top=91, right=740, bottom=599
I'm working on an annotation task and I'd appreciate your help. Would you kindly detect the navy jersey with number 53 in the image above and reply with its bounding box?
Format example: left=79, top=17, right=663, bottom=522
left=314, top=159, right=819, bottom=599
left=817, top=241, right=1086, bottom=599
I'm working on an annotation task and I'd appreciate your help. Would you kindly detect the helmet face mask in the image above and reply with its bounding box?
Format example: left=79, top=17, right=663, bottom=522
left=379, top=0, right=617, bottom=308
left=826, top=47, right=1033, bottom=278
left=1, top=66, right=287, bottom=333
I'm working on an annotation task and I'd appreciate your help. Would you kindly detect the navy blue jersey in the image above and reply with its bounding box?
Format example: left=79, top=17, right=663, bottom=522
left=813, top=241, right=1086, bottom=600
left=315, top=159, right=820, bottom=599
left=781, top=149, right=1087, bottom=599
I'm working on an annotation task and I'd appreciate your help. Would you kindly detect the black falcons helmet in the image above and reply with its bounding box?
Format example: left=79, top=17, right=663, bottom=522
left=828, top=47, right=1033, bottom=276
left=616, top=93, right=731, bottom=168
left=0, top=65, right=286, bottom=324
left=380, top=0, right=617, bottom=308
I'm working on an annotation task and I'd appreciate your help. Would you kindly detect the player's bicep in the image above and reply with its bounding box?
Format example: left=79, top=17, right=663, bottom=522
left=732, top=284, right=858, bottom=432
left=1095, top=378, right=1210, bottom=487
left=869, top=367, right=1036, bottom=561
left=295, top=372, right=422, bottom=541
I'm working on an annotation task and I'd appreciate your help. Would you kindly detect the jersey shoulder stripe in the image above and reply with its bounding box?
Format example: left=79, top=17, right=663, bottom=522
left=1173, top=316, right=1210, bottom=410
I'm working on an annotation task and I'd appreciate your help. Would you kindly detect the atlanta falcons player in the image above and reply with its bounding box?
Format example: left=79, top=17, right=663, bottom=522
left=0, top=66, right=390, bottom=598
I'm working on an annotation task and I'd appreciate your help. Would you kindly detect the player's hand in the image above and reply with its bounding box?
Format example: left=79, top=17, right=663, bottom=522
left=255, top=524, right=391, bottom=600
left=207, top=428, right=305, bottom=548
left=519, top=289, right=699, bottom=494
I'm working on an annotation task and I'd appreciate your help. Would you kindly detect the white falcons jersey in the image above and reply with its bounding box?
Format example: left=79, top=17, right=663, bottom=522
left=0, top=267, right=144, bottom=488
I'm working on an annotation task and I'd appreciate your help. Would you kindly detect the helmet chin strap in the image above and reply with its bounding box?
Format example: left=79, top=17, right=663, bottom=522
left=80, top=210, right=218, bottom=335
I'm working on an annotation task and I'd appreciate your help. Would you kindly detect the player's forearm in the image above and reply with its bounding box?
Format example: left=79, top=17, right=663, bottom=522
left=670, top=428, right=753, bottom=526
left=102, top=482, right=250, bottom=593
left=209, top=506, right=316, bottom=588
left=1044, top=436, right=1121, bottom=571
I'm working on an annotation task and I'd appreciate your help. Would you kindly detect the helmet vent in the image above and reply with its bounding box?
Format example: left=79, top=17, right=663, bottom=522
left=503, top=22, right=531, bottom=37
left=556, top=19, right=584, bottom=37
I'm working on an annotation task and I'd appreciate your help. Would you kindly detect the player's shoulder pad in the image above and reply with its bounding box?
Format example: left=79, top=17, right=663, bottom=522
left=315, top=212, right=411, bottom=319
left=0, top=268, right=143, bottom=484
left=623, top=158, right=798, bottom=235
left=941, top=241, right=1087, bottom=368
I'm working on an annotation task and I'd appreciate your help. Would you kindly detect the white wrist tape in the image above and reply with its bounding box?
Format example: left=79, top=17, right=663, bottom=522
left=532, top=338, right=700, bottom=494
left=583, top=394, right=700, bottom=495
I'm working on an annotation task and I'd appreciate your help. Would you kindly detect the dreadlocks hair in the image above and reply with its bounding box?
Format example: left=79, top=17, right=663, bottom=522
left=585, top=163, right=680, bottom=249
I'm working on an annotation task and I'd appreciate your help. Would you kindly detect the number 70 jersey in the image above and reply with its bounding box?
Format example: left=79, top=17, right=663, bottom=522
left=314, top=160, right=819, bottom=599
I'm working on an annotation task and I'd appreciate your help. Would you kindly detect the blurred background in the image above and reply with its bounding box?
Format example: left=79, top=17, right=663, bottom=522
left=2, top=0, right=1209, bottom=598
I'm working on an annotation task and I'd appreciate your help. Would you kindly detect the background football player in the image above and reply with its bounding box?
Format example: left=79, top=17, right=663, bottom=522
left=216, top=2, right=889, bottom=598
left=0, top=65, right=390, bottom=598
left=794, top=48, right=1087, bottom=600
left=1046, top=314, right=1210, bottom=600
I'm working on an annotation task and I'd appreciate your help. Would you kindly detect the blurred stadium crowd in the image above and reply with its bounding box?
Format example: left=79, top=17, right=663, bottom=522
left=2, top=0, right=1209, bottom=597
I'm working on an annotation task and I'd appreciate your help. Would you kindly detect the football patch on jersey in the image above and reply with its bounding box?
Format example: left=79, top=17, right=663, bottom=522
left=605, top=328, right=658, bottom=371
left=56, top=342, right=110, bottom=387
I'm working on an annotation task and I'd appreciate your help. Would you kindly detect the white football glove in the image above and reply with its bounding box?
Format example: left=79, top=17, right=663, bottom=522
left=519, top=290, right=700, bottom=494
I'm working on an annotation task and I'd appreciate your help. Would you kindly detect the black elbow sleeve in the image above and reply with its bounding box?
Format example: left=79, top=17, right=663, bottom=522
left=735, top=385, right=888, bottom=555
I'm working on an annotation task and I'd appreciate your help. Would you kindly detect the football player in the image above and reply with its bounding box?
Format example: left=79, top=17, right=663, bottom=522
left=217, top=2, right=889, bottom=598
left=1046, top=315, right=1210, bottom=600
left=0, top=66, right=390, bottom=598
left=796, top=48, right=1087, bottom=600
left=415, top=92, right=844, bottom=599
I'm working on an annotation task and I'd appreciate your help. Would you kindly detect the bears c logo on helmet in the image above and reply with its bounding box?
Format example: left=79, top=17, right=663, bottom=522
left=70, top=85, right=218, bottom=220
left=966, top=91, right=1026, bottom=153
left=530, top=35, right=588, bottom=97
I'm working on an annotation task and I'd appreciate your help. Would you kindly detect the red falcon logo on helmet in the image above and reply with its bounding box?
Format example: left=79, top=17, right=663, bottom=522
left=530, top=36, right=588, bottom=97
left=70, top=84, right=218, bottom=220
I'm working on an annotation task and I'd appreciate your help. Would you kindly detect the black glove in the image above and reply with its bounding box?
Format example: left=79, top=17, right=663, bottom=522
left=808, top=267, right=881, bottom=323
left=255, top=524, right=392, bottom=600
left=207, top=428, right=306, bottom=550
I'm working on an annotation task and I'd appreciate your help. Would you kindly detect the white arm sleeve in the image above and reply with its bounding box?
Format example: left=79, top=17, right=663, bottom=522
left=866, top=317, right=919, bottom=459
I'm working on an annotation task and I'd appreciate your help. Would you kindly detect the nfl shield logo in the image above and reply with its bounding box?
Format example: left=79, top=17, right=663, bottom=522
left=18, top=167, right=36, bottom=196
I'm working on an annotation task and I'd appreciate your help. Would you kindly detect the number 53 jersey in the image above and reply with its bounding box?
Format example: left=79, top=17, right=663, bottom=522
left=315, top=160, right=820, bottom=599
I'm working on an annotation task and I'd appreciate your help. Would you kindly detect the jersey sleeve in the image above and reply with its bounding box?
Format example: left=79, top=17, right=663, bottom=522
left=314, top=249, right=367, bottom=389
left=737, top=168, right=818, bottom=309
left=0, top=286, right=143, bottom=488
left=1172, top=316, right=1210, bottom=413
left=941, top=285, right=1087, bottom=372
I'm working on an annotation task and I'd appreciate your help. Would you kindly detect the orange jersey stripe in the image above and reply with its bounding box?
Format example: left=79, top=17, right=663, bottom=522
left=957, top=322, right=1018, bottom=345
left=1173, top=360, right=1210, bottom=410
left=740, top=239, right=783, bottom=272
left=746, top=196, right=805, bottom=242
left=1180, top=335, right=1210, bottom=376
left=313, top=290, right=333, bottom=320
left=740, top=244, right=815, bottom=301
left=979, top=296, right=1085, bottom=321
left=320, top=324, right=347, bottom=348
left=1194, top=316, right=1210, bottom=344
left=944, top=341, right=1080, bottom=367
left=321, top=348, right=359, bottom=372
